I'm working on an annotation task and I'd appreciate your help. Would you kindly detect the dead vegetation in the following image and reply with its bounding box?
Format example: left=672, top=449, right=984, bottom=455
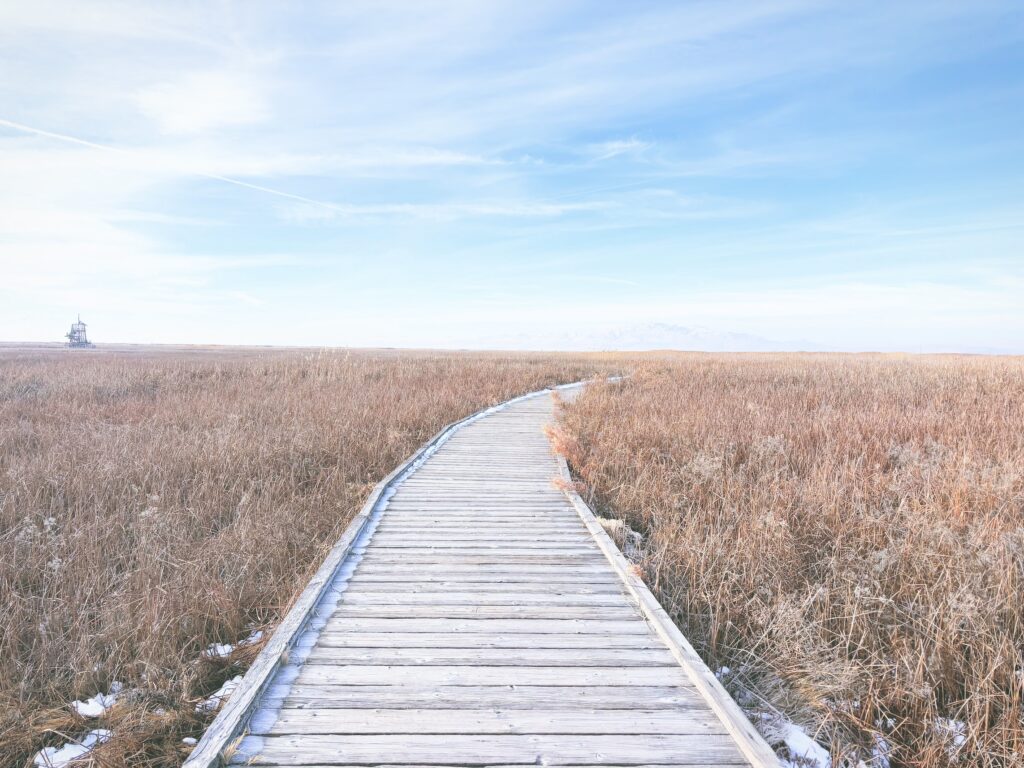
left=551, top=354, right=1024, bottom=766
left=0, top=347, right=625, bottom=767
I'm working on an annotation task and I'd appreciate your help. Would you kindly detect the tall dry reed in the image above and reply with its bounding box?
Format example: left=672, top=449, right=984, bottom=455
left=553, top=355, right=1024, bottom=767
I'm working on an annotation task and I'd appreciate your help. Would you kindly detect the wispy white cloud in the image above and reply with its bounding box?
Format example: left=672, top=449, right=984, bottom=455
left=281, top=199, right=609, bottom=223
left=585, top=138, right=652, bottom=162
left=136, top=70, right=271, bottom=135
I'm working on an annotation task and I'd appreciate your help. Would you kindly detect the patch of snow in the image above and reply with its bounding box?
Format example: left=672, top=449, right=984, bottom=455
left=870, top=732, right=892, bottom=768
left=204, top=642, right=235, bottom=658
left=243, top=629, right=264, bottom=645
left=779, top=720, right=832, bottom=767
left=204, top=628, right=264, bottom=658
left=934, top=717, right=967, bottom=758
left=751, top=714, right=832, bottom=768
left=34, top=729, right=111, bottom=767
left=182, top=736, right=197, bottom=746
left=196, top=675, right=243, bottom=712
left=715, top=666, right=731, bottom=679
left=70, top=682, right=122, bottom=718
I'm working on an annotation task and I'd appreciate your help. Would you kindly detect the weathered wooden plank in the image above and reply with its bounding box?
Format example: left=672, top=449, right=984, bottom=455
left=312, top=632, right=659, bottom=649
left=371, top=532, right=587, bottom=539
left=384, top=500, right=570, bottom=506
left=233, top=734, right=746, bottom=765
left=384, top=501, right=570, bottom=508
left=345, top=572, right=622, bottom=584
left=280, top=684, right=706, bottom=710
left=376, top=518, right=568, bottom=526
left=356, top=551, right=608, bottom=560
left=376, top=524, right=582, bottom=529
left=257, top=708, right=725, bottom=735
left=379, top=518, right=581, bottom=524
left=409, top=472, right=556, bottom=478
left=304, top=646, right=677, bottom=667
left=366, top=541, right=597, bottom=550
left=374, top=525, right=584, bottom=531
left=350, top=564, right=616, bottom=576
left=342, top=582, right=622, bottom=593
left=382, top=513, right=576, bottom=519
left=372, top=530, right=591, bottom=538
left=293, top=665, right=690, bottom=687
left=345, top=577, right=622, bottom=587
left=367, top=538, right=594, bottom=546
left=365, top=542, right=596, bottom=549
left=229, top=764, right=743, bottom=768
left=388, top=490, right=564, bottom=496
left=338, top=591, right=625, bottom=605
left=428, top=448, right=561, bottom=454
left=328, top=604, right=640, bottom=620
left=406, top=478, right=556, bottom=484
left=384, top=499, right=569, bottom=503
left=380, top=512, right=583, bottom=519
left=279, top=684, right=706, bottom=710
left=398, top=480, right=558, bottom=487
left=353, top=562, right=610, bottom=571
left=317, top=618, right=652, bottom=634
left=399, top=470, right=556, bottom=475
left=370, top=530, right=587, bottom=538
left=378, top=516, right=582, bottom=523
left=383, top=501, right=570, bottom=506
left=337, top=587, right=625, bottom=598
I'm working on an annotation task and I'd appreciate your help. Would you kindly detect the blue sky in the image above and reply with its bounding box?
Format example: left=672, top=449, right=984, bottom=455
left=1, top=1, right=1022, bottom=350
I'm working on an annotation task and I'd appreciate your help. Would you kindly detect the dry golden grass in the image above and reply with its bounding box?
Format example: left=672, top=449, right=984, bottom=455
left=551, top=354, right=1024, bottom=766
left=0, top=347, right=626, bottom=767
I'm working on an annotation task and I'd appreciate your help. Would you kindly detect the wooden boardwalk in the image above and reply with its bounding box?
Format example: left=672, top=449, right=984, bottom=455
left=186, top=387, right=778, bottom=768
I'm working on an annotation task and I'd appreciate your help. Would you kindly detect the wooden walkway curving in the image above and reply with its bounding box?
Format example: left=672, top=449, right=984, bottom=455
left=186, top=387, right=778, bottom=768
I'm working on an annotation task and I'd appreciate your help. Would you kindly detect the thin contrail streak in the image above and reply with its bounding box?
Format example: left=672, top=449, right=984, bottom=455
left=0, top=117, right=614, bottom=217
left=0, top=116, right=348, bottom=213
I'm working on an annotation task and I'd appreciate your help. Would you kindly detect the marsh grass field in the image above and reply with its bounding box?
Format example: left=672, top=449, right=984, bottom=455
left=552, top=355, right=1024, bottom=766
left=2, top=348, right=1022, bottom=767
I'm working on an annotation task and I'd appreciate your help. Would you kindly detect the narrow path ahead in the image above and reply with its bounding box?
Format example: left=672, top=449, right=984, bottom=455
left=198, top=389, right=776, bottom=766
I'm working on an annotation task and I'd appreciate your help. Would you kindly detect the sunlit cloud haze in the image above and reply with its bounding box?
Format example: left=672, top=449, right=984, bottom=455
left=2, top=1, right=1023, bottom=351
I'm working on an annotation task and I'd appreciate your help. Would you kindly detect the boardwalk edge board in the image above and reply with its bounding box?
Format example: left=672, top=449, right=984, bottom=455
left=183, top=382, right=584, bottom=768
left=552, top=452, right=781, bottom=767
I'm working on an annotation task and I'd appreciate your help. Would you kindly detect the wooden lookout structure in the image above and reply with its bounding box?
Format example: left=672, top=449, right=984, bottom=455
left=65, top=315, right=94, bottom=348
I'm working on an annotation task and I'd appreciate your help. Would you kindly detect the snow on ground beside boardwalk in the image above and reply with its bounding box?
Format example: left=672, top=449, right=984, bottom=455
left=69, top=681, right=122, bottom=718
left=203, top=629, right=264, bottom=659
left=33, top=729, right=111, bottom=768
left=777, top=719, right=833, bottom=767
left=195, top=675, right=243, bottom=713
